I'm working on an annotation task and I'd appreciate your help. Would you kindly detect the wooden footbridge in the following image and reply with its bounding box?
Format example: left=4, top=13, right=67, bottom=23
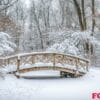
left=0, top=52, right=89, bottom=78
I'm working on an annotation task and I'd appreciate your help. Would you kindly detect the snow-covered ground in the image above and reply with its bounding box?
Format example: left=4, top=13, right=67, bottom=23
left=0, top=68, right=100, bottom=100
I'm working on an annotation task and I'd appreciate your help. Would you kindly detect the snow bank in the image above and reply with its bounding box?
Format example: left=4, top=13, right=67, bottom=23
left=0, top=68, right=100, bottom=100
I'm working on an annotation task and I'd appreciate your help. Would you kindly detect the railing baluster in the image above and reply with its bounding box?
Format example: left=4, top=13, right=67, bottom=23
left=62, top=55, right=64, bottom=66
left=75, top=58, right=79, bottom=76
left=53, top=53, right=55, bottom=67
left=32, top=55, right=35, bottom=64
left=8, top=59, right=10, bottom=65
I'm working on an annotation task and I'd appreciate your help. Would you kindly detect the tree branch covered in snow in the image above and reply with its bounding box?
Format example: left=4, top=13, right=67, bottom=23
left=0, top=32, right=16, bottom=55
left=47, top=30, right=100, bottom=57
left=71, top=31, right=100, bottom=55
left=47, top=39, right=79, bottom=56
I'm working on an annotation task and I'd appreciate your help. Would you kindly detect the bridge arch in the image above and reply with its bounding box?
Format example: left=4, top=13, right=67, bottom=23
left=0, top=52, right=89, bottom=78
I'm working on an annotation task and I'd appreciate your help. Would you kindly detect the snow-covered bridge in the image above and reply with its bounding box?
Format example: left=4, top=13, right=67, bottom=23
left=0, top=52, right=89, bottom=78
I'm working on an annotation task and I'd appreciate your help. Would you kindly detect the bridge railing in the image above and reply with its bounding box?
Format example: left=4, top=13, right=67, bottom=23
left=0, top=52, right=89, bottom=73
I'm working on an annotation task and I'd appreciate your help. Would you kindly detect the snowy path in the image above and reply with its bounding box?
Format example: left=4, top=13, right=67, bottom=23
left=0, top=68, right=100, bottom=100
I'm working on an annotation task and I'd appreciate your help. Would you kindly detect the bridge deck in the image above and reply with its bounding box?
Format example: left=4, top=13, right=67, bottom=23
left=16, top=66, right=85, bottom=77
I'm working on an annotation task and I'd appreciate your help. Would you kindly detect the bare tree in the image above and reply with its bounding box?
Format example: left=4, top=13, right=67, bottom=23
left=59, top=0, right=65, bottom=26
left=0, top=0, right=18, bottom=12
left=73, top=0, right=87, bottom=31
left=81, top=0, right=87, bottom=30
left=31, top=0, right=44, bottom=50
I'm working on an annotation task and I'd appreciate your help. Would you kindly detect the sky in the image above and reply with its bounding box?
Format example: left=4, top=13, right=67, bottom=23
left=22, top=0, right=30, bottom=8
left=22, top=0, right=59, bottom=9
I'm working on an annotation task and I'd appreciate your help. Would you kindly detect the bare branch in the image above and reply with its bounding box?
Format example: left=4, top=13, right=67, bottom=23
left=0, top=0, right=18, bottom=12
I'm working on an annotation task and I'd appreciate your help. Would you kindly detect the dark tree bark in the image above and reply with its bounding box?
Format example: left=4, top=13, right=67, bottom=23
left=91, top=0, right=95, bottom=35
left=73, top=0, right=95, bottom=56
left=73, top=0, right=84, bottom=31
left=81, top=0, right=87, bottom=30
left=73, top=0, right=87, bottom=31
left=0, top=0, right=18, bottom=12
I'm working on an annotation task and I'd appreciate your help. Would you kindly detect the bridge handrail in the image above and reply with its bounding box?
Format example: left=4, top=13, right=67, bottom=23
left=0, top=52, right=89, bottom=63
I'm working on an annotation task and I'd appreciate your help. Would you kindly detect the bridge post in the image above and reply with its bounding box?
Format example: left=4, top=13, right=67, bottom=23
left=53, top=53, right=55, bottom=67
left=60, top=71, right=68, bottom=78
left=60, top=71, right=65, bottom=78
left=0, top=59, right=5, bottom=67
left=8, top=59, right=9, bottom=65
left=16, top=56, right=21, bottom=78
left=3, top=59, right=6, bottom=66
left=75, top=58, right=79, bottom=77
left=60, top=71, right=63, bottom=78
left=86, top=61, right=89, bottom=71
left=17, top=56, right=20, bottom=73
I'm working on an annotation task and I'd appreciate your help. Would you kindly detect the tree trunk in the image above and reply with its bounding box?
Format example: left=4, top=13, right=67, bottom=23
left=91, top=0, right=95, bottom=36
left=73, top=0, right=84, bottom=31
left=81, top=0, right=87, bottom=30
left=32, top=1, right=44, bottom=50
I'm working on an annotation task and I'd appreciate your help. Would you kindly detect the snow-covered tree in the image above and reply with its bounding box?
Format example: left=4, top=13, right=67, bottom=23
left=0, top=32, right=16, bottom=55
left=47, top=30, right=100, bottom=57
left=47, top=39, right=79, bottom=56
left=71, top=31, right=100, bottom=56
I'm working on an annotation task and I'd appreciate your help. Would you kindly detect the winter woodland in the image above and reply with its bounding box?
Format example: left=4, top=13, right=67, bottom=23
left=0, top=0, right=100, bottom=65
left=0, top=0, right=100, bottom=100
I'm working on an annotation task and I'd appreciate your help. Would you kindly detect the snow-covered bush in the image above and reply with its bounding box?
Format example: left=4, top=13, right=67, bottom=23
left=47, top=39, right=79, bottom=55
left=72, top=31, right=99, bottom=46
left=0, top=32, right=16, bottom=55
left=48, top=30, right=73, bottom=46
left=71, top=31, right=100, bottom=55
left=0, top=68, right=7, bottom=79
left=47, top=30, right=100, bottom=57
